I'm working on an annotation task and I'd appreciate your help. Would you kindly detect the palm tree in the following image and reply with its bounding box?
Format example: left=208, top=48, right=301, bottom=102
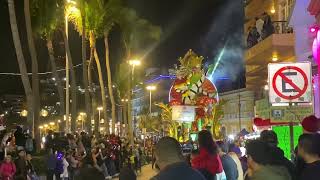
left=24, top=0, right=40, bottom=142
left=31, top=0, right=65, bottom=128
left=7, top=0, right=34, bottom=127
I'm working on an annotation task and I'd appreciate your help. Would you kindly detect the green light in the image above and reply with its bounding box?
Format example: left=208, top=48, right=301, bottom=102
left=190, top=133, right=197, bottom=141
left=272, top=125, right=303, bottom=159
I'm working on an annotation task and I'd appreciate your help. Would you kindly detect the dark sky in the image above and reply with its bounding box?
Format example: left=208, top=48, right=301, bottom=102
left=0, top=0, right=244, bottom=95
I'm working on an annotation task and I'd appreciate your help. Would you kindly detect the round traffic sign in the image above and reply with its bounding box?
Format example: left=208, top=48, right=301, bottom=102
left=272, top=66, right=308, bottom=100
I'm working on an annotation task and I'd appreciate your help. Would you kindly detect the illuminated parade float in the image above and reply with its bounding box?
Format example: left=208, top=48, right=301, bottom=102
left=158, top=50, right=223, bottom=141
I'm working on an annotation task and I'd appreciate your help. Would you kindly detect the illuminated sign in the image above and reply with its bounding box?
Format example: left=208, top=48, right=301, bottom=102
left=172, top=105, right=195, bottom=122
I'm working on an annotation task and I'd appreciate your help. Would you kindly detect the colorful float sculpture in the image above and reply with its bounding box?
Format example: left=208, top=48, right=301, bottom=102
left=169, top=50, right=220, bottom=134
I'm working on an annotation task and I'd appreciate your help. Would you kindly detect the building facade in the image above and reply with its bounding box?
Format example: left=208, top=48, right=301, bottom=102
left=220, top=89, right=255, bottom=135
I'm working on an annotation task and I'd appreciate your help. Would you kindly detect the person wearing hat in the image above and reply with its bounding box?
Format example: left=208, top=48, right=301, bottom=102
left=295, top=115, right=320, bottom=179
left=301, top=115, right=320, bottom=134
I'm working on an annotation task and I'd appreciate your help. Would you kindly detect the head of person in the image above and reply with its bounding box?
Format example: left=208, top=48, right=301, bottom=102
left=154, top=136, right=184, bottom=170
left=216, top=141, right=228, bottom=154
left=119, top=167, right=137, bottom=180
left=5, top=155, right=12, bottom=163
left=298, top=133, right=320, bottom=163
left=75, top=167, right=104, bottom=180
left=198, top=130, right=218, bottom=155
left=260, top=130, right=278, bottom=147
left=301, top=115, right=320, bottom=134
left=246, top=140, right=271, bottom=171
left=18, top=149, right=26, bottom=158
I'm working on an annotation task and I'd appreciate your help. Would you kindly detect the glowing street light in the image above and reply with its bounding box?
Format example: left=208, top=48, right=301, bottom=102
left=40, top=109, right=48, bottom=117
left=49, top=122, right=55, bottom=126
left=39, top=126, right=43, bottom=129
left=44, top=124, right=48, bottom=128
left=97, top=107, right=103, bottom=131
left=20, top=110, right=28, bottom=117
left=146, top=85, right=156, bottom=114
left=128, top=59, right=141, bottom=66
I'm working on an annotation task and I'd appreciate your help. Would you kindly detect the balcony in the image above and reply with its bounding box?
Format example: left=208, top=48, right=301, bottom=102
left=245, top=21, right=295, bottom=91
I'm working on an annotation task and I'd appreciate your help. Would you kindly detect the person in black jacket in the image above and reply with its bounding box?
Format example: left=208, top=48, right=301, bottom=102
left=150, top=137, right=205, bottom=180
left=15, top=149, right=27, bottom=179
left=260, top=130, right=296, bottom=180
left=14, top=126, right=26, bottom=150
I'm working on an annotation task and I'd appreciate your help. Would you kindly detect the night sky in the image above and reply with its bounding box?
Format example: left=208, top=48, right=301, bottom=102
left=0, top=0, right=244, bottom=95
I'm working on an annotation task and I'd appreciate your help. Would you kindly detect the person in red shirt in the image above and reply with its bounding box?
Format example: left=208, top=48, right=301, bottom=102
left=0, top=155, right=16, bottom=180
left=192, top=130, right=223, bottom=179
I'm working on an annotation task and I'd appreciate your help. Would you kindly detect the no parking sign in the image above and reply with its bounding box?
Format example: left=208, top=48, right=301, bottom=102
left=268, top=62, right=312, bottom=104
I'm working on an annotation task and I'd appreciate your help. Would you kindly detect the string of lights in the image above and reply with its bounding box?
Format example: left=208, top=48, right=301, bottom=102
left=0, top=63, right=83, bottom=76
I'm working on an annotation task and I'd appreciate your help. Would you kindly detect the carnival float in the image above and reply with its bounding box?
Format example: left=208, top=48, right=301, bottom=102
left=157, top=50, right=224, bottom=141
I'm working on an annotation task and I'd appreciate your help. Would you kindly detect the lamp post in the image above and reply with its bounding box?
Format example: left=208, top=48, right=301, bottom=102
left=79, top=112, right=86, bottom=131
left=128, top=59, right=141, bottom=145
left=97, top=107, right=103, bottom=133
left=146, top=85, right=156, bottom=114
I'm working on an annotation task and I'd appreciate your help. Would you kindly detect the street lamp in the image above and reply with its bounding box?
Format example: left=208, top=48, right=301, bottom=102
left=20, top=110, right=28, bottom=117
left=128, top=59, right=141, bottom=145
left=146, top=85, right=156, bottom=114
left=97, top=107, right=103, bottom=132
left=40, top=109, right=48, bottom=117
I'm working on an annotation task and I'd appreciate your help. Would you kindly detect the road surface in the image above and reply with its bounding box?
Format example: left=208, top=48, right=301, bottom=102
left=114, top=164, right=157, bottom=180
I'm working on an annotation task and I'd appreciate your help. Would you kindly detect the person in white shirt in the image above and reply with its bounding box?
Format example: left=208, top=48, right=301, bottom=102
left=61, top=156, right=69, bottom=180
left=255, top=17, right=264, bottom=41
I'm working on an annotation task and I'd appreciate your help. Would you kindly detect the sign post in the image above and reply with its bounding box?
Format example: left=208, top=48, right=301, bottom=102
left=268, top=62, right=312, bottom=157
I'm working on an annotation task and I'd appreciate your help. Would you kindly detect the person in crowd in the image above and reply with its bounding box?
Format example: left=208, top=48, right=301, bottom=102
left=297, top=133, right=320, bottom=180
left=69, top=151, right=80, bottom=180
left=262, top=12, right=274, bottom=38
left=14, top=126, right=26, bottom=150
left=26, top=154, right=38, bottom=180
left=216, top=141, right=238, bottom=180
left=246, top=140, right=291, bottom=180
left=151, top=136, right=206, bottom=180
left=255, top=16, right=264, bottom=40
left=119, top=167, right=136, bottom=180
left=0, top=155, right=16, bottom=180
left=192, top=130, right=223, bottom=180
left=25, top=135, right=33, bottom=155
left=260, top=130, right=296, bottom=179
left=75, top=167, right=105, bottom=180
left=46, top=149, right=56, bottom=180
left=55, top=152, right=64, bottom=180
left=295, top=115, right=320, bottom=178
left=247, top=26, right=260, bottom=48
left=15, top=149, right=27, bottom=179
left=45, top=130, right=54, bottom=152
left=61, top=153, right=69, bottom=180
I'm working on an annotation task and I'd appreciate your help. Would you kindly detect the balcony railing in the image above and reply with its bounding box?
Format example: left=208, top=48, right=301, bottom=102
left=246, top=21, right=293, bottom=48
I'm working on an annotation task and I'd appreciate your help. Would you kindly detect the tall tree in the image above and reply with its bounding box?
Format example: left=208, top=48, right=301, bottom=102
left=24, top=0, right=40, bottom=145
left=7, top=0, right=34, bottom=129
left=31, top=0, right=65, bottom=128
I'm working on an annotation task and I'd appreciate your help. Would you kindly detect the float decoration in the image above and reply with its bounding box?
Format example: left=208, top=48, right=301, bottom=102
left=169, top=50, right=220, bottom=135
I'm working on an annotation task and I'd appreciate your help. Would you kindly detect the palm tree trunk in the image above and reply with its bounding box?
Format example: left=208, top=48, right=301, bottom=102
left=90, top=31, right=109, bottom=134
left=93, top=48, right=109, bottom=135
left=24, top=0, right=40, bottom=149
left=7, top=0, right=34, bottom=130
left=104, top=32, right=116, bottom=134
left=82, top=16, right=91, bottom=133
left=62, top=30, right=77, bottom=132
left=88, top=48, right=97, bottom=134
left=46, top=39, right=65, bottom=122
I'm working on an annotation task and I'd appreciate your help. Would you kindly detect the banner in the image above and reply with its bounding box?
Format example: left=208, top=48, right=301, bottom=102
left=172, top=106, right=195, bottom=122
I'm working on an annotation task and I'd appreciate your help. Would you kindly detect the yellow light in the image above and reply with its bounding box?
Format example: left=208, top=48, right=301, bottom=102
left=121, top=99, right=124, bottom=102
left=39, top=126, right=43, bottom=129
left=41, top=109, right=48, bottom=117
left=270, top=8, right=276, bottom=14
left=67, top=0, right=76, bottom=5
left=58, top=120, right=61, bottom=123
left=97, top=107, right=103, bottom=111
left=125, top=99, right=129, bottom=102
left=44, top=124, right=48, bottom=128
left=20, top=110, right=28, bottom=117
left=272, top=56, right=278, bottom=62
left=50, top=122, right=55, bottom=126
left=79, top=112, right=86, bottom=116
left=128, top=59, right=141, bottom=66
left=146, top=85, right=156, bottom=91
